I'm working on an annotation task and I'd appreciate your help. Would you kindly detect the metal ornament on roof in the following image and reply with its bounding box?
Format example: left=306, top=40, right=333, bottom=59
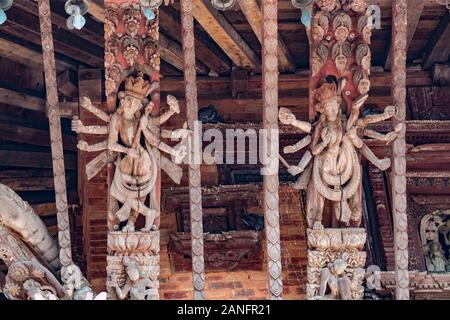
left=211, top=0, right=236, bottom=11
left=0, top=0, right=13, bottom=25
left=65, top=0, right=89, bottom=30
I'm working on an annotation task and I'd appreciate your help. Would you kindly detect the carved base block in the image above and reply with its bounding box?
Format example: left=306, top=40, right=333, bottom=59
left=106, top=231, right=160, bottom=300
left=306, top=228, right=367, bottom=300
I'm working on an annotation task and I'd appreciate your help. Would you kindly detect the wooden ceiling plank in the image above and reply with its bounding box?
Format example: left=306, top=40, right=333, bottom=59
left=192, top=0, right=260, bottom=69
left=384, top=0, right=424, bottom=70
left=423, top=11, right=450, bottom=70
left=238, top=0, right=295, bottom=72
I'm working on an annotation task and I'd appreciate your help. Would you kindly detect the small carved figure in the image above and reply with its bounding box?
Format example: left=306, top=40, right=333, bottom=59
left=318, top=258, right=351, bottom=300
left=111, top=257, right=158, bottom=300
left=23, top=279, right=58, bottom=300
left=425, top=241, right=449, bottom=272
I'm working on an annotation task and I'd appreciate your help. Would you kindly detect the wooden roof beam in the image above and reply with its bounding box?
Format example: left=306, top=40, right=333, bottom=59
left=160, top=32, right=210, bottom=75
left=384, top=0, right=424, bottom=71
left=423, top=11, right=450, bottom=70
left=159, top=7, right=231, bottom=75
left=238, top=0, right=295, bottom=72
left=192, top=0, right=260, bottom=70
left=0, top=32, right=79, bottom=71
left=0, top=87, right=76, bottom=118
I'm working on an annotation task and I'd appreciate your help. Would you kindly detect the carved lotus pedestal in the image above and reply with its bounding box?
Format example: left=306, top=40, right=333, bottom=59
left=306, top=228, right=367, bottom=300
left=106, top=231, right=160, bottom=300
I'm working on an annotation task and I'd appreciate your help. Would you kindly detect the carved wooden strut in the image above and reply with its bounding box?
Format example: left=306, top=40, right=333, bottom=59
left=391, top=0, right=410, bottom=300
left=180, top=0, right=206, bottom=300
left=262, top=0, right=283, bottom=300
left=37, top=0, right=72, bottom=279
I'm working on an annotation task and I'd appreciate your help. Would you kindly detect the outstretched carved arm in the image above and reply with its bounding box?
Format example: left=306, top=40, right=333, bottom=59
left=346, top=94, right=368, bottom=130
left=357, top=105, right=396, bottom=128
left=363, top=129, right=397, bottom=142
left=360, top=143, right=391, bottom=171
left=80, top=97, right=111, bottom=123
left=279, top=107, right=311, bottom=133
left=284, top=135, right=312, bottom=154
left=77, top=140, right=108, bottom=152
left=72, top=120, right=108, bottom=135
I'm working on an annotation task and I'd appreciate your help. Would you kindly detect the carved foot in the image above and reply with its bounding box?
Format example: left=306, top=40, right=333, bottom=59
left=122, top=223, right=135, bottom=232
left=312, top=222, right=324, bottom=230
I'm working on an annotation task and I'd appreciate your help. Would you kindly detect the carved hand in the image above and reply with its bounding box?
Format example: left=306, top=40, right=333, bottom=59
left=321, top=128, right=331, bottom=145
left=172, top=128, right=192, bottom=140
left=127, top=148, right=139, bottom=159
left=71, top=118, right=85, bottom=133
left=173, top=145, right=187, bottom=164
left=288, top=165, right=303, bottom=176
left=284, top=145, right=297, bottom=154
left=77, top=140, right=89, bottom=151
left=167, top=95, right=180, bottom=114
left=80, top=96, right=93, bottom=111
left=378, top=158, right=391, bottom=171
left=383, top=105, right=396, bottom=119
left=140, top=114, right=149, bottom=129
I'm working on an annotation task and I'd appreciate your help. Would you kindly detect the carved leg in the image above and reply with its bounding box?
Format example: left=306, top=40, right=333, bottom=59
left=306, top=180, right=325, bottom=228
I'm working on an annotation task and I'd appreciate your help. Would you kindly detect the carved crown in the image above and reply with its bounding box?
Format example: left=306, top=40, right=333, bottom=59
left=124, top=72, right=150, bottom=100
left=314, top=82, right=338, bottom=102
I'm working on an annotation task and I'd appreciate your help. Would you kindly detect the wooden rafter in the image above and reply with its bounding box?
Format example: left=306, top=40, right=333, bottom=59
left=384, top=0, right=424, bottom=70
left=192, top=0, right=260, bottom=69
left=238, top=0, right=295, bottom=72
left=423, top=10, right=450, bottom=70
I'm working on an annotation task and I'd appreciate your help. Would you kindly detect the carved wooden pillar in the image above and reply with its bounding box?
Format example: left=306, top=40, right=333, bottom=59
left=391, top=0, right=410, bottom=300
left=180, top=0, right=206, bottom=300
left=262, top=0, right=283, bottom=300
left=37, top=0, right=72, bottom=278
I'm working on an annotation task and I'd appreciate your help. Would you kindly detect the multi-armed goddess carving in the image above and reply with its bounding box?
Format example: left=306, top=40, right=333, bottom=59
left=72, top=72, right=191, bottom=232
left=280, top=79, right=401, bottom=228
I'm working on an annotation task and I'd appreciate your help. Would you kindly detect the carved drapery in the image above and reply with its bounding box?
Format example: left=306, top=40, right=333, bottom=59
left=37, top=0, right=72, bottom=278
left=262, top=0, right=283, bottom=300
left=391, top=0, right=410, bottom=300
left=180, top=0, right=206, bottom=300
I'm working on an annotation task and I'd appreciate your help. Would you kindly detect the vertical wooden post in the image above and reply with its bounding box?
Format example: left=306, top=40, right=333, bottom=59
left=37, top=0, right=72, bottom=277
left=262, top=0, right=283, bottom=300
left=391, top=0, right=410, bottom=300
left=180, top=0, right=206, bottom=300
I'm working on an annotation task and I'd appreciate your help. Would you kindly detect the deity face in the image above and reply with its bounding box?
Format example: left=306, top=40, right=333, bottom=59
left=322, top=97, right=340, bottom=122
left=120, top=95, right=142, bottom=117
left=126, top=265, right=140, bottom=282
left=332, top=259, right=347, bottom=275
left=335, top=54, right=347, bottom=73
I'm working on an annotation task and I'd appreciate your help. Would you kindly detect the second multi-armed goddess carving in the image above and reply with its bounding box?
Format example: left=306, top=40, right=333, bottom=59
left=279, top=0, right=401, bottom=300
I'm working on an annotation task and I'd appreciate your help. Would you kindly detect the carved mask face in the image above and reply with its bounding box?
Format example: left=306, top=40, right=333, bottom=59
left=358, top=79, right=371, bottom=95
left=334, top=26, right=349, bottom=43
left=323, top=98, right=340, bottom=121
left=335, top=54, right=347, bottom=73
